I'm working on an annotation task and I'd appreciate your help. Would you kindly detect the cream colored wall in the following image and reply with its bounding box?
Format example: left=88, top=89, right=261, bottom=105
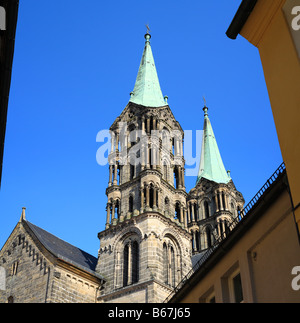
left=180, top=189, right=300, bottom=303
left=240, top=0, right=300, bottom=231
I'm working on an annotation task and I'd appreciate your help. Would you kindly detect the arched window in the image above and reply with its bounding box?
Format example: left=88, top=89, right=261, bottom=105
left=194, top=203, right=197, bottom=221
left=130, top=164, right=134, bottom=180
left=163, top=243, right=168, bottom=284
left=162, top=128, right=170, bottom=151
left=132, top=241, right=139, bottom=284
left=163, top=162, right=168, bottom=181
left=129, top=195, right=133, bottom=213
left=206, top=227, right=212, bottom=248
left=115, top=200, right=120, bottom=219
left=170, top=247, right=176, bottom=287
left=195, top=231, right=200, bottom=251
left=204, top=201, right=209, bottom=219
left=217, top=194, right=221, bottom=211
left=123, top=240, right=139, bottom=287
left=175, top=202, right=180, bottom=220
left=164, top=197, right=169, bottom=213
left=222, top=192, right=226, bottom=210
left=128, top=124, right=136, bottom=147
left=149, top=184, right=154, bottom=208
left=174, top=166, right=179, bottom=189
left=123, top=244, right=129, bottom=287
left=162, top=237, right=180, bottom=288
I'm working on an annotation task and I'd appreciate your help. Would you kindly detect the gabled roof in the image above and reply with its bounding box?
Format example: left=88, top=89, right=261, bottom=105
left=196, top=107, right=231, bottom=185
left=24, top=220, right=103, bottom=279
left=129, top=33, right=166, bottom=108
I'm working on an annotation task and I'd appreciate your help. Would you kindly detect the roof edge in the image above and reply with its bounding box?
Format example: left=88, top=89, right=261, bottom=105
left=23, top=220, right=105, bottom=281
left=226, top=0, right=258, bottom=39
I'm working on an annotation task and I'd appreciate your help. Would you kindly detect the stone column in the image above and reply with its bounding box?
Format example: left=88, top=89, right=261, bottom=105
left=146, top=147, right=150, bottom=169
left=141, top=142, right=145, bottom=171
left=153, top=187, right=157, bottom=210
left=215, top=194, right=219, bottom=212
left=147, top=118, right=150, bottom=134
left=111, top=132, right=115, bottom=153
left=115, top=133, right=119, bottom=152
left=113, top=164, right=118, bottom=185
left=106, top=203, right=111, bottom=228
left=146, top=185, right=150, bottom=208
left=108, top=165, right=113, bottom=186
left=178, top=166, right=182, bottom=189
left=191, top=203, right=195, bottom=222
left=180, top=205, right=184, bottom=224
left=184, top=208, right=187, bottom=228
left=217, top=220, right=221, bottom=236
left=220, top=192, right=224, bottom=211
left=187, top=203, right=191, bottom=224
left=111, top=201, right=116, bottom=220
left=192, top=231, right=196, bottom=251
left=181, top=167, right=185, bottom=188
left=141, top=117, right=145, bottom=133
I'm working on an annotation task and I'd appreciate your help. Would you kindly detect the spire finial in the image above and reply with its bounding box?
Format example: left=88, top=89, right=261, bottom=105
left=203, top=96, right=207, bottom=107
left=20, top=207, right=26, bottom=222
left=145, top=23, right=150, bottom=34
left=203, top=96, right=209, bottom=117
left=145, top=24, right=151, bottom=43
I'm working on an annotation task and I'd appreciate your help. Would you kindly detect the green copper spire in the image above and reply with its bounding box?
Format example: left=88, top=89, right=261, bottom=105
left=129, top=33, right=166, bottom=107
left=196, top=106, right=231, bottom=185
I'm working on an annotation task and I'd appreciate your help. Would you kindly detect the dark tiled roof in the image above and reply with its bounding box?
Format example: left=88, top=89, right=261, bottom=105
left=25, top=220, right=103, bottom=279
left=191, top=251, right=206, bottom=268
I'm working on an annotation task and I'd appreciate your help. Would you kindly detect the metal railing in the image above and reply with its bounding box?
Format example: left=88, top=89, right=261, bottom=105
left=164, top=162, right=286, bottom=303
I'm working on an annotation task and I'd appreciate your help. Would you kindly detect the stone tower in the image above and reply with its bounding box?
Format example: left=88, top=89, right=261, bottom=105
left=96, top=33, right=192, bottom=303
left=187, top=106, right=244, bottom=256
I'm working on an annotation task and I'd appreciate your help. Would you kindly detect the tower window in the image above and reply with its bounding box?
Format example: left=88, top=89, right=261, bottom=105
left=222, top=192, right=226, bottom=210
left=204, top=201, right=209, bottom=219
left=163, top=243, right=168, bottom=284
left=164, top=197, right=169, bottom=214
left=129, top=196, right=133, bottom=213
left=174, top=167, right=179, bottom=189
left=163, top=163, right=168, bottom=181
left=123, top=244, right=129, bottom=287
left=130, top=164, right=134, bottom=180
left=206, top=227, right=212, bottom=248
left=175, top=202, right=180, bottom=220
left=131, top=241, right=139, bottom=284
left=170, top=246, right=175, bottom=287
left=149, top=185, right=154, bottom=208
left=123, top=240, right=139, bottom=287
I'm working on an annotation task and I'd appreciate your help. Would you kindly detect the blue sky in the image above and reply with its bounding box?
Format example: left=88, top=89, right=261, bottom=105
left=0, top=0, right=282, bottom=256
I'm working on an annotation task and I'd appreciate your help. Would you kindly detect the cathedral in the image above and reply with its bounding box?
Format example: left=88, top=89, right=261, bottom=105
left=0, top=32, right=244, bottom=303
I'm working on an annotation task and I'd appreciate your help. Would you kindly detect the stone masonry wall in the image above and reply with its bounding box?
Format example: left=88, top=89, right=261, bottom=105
left=48, top=268, right=98, bottom=303
left=0, top=223, right=53, bottom=303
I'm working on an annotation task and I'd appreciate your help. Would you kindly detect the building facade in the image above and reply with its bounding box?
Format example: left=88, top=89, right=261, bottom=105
left=226, top=0, right=300, bottom=238
left=0, top=32, right=244, bottom=303
left=95, top=32, right=244, bottom=303
left=0, top=209, right=105, bottom=303
left=167, top=164, right=300, bottom=303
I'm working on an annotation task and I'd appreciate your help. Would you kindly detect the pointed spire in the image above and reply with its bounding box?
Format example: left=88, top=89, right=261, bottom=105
left=129, top=32, right=166, bottom=108
left=196, top=106, right=231, bottom=185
